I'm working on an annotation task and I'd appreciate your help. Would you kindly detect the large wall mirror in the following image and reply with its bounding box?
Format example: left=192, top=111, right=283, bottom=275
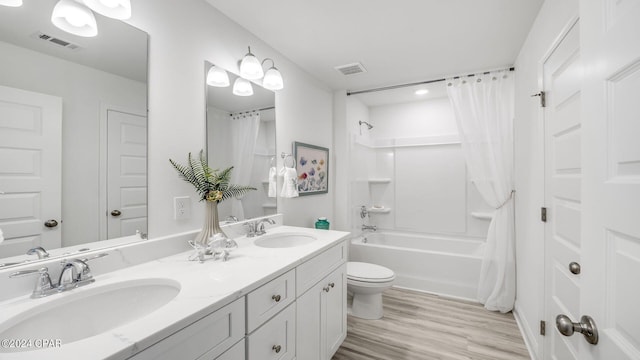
left=205, top=61, right=277, bottom=222
left=0, top=1, right=148, bottom=266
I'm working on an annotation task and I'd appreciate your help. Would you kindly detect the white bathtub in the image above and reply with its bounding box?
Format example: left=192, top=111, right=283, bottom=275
left=349, top=231, right=485, bottom=301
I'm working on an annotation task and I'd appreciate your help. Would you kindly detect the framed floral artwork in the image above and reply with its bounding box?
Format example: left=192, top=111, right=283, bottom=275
left=293, top=141, right=329, bottom=196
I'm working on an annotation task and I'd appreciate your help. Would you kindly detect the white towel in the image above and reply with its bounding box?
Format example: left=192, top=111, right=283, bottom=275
left=268, top=167, right=277, bottom=198
left=280, top=167, right=299, bottom=198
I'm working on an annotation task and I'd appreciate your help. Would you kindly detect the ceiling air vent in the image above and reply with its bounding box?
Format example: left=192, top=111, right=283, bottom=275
left=335, top=62, right=367, bottom=76
left=32, top=32, right=80, bottom=50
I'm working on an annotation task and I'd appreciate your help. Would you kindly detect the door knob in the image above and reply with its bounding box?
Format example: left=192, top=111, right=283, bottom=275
left=110, top=210, right=122, bottom=217
left=569, top=262, right=581, bottom=275
left=556, top=314, right=598, bottom=345
left=44, top=219, right=58, bottom=228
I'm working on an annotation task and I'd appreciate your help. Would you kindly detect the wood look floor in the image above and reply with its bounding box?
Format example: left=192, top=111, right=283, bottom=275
left=332, top=288, right=530, bottom=360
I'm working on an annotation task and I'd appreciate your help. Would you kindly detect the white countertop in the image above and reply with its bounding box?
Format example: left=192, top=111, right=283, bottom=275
left=0, top=226, right=350, bottom=360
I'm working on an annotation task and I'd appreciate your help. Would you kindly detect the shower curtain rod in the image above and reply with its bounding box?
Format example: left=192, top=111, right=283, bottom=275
left=229, top=106, right=275, bottom=116
left=346, top=67, right=515, bottom=96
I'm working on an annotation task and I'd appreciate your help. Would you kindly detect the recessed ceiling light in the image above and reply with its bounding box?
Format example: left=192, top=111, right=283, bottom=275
left=415, top=89, right=429, bottom=95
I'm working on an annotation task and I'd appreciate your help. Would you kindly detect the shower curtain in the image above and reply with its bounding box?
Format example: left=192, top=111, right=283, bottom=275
left=230, top=112, right=260, bottom=220
left=446, top=71, right=515, bottom=313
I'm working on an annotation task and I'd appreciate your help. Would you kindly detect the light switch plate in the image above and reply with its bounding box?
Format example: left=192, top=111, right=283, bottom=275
left=174, top=196, right=191, bottom=220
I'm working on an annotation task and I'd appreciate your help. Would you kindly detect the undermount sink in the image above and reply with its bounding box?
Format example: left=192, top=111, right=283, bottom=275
left=254, top=232, right=318, bottom=248
left=0, top=278, right=180, bottom=352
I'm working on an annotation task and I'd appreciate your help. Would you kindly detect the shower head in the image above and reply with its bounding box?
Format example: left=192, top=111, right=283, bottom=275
left=359, top=121, right=373, bottom=130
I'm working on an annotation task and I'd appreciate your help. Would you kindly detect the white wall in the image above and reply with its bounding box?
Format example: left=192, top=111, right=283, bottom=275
left=513, top=0, right=579, bottom=357
left=0, top=40, right=146, bottom=247
left=123, top=0, right=333, bottom=234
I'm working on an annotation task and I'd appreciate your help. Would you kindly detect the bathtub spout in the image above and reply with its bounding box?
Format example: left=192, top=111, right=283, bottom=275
left=362, top=224, right=377, bottom=232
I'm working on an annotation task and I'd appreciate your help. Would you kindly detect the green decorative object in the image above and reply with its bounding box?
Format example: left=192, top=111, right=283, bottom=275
left=169, top=150, right=256, bottom=246
left=315, top=217, right=330, bottom=230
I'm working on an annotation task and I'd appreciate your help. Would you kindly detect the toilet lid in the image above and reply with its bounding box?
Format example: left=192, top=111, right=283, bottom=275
left=347, top=262, right=395, bottom=282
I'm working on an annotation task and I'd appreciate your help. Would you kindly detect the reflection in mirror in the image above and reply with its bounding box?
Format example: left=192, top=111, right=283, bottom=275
left=0, top=0, right=148, bottom=267
left=205, top=62, right=276, bottom=222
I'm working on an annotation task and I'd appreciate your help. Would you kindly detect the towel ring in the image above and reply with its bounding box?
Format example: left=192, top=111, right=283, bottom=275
left=281, top=152, right=294, bottom=168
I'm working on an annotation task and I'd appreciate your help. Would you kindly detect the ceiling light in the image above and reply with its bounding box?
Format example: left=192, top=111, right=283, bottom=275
left=51, top=0, right=98, bottom=37
left=239, top=46, right=264, bottom=80
left=232, top=77, right=254, bottom=96
left=415, top=89, right=429, bottom=95
left=82, top=0, right=131, bottom=20
left=206, top=65, right=230, bottom=87
left=0, top=0, right=22, bottom=7
left=261, top=58, right=283, bottom=91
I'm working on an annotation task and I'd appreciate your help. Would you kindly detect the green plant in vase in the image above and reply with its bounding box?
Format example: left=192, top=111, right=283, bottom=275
left=169, top=150, right=256, bottom=247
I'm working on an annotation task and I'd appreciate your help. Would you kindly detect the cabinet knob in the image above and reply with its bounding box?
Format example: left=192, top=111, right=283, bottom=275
left=272, top=344, right=282, bottom=353
left=329, top=282, right=335, bottom=288
left=323, top=286, right=331, bottom=292
left=272, top=294, right=281, bottom=302
left=110, top=210, right=122, bottom=217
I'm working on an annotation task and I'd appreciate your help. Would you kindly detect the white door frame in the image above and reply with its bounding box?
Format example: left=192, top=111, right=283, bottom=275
left=98, top=103, right=147, bottom=241
left=539, top=15, right=580, bottom=360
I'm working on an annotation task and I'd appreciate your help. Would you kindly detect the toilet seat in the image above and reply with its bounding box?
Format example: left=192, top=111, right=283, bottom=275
left=347, top=262, right=395, bottom=283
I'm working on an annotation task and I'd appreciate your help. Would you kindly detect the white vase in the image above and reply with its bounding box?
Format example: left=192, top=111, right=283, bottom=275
left=193, top=201, right=228, bottom=246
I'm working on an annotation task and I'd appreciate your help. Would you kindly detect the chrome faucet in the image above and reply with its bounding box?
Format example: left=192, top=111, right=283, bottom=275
left=245, top=218, right=276, bottom=237
left=27, top=246, right=50, bottom=259
left=255, top=218, right=276, bottom=236
left=9, top=253, right=107, bottom=298
left=361, top=224, right=377, bottom=232
left=224, top=215, right=239, bottom=223
left=58, top=259, right=91, bottom=289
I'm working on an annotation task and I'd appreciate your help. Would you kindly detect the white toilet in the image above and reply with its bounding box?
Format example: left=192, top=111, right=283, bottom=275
left=347, top=261, right=395, bottom=320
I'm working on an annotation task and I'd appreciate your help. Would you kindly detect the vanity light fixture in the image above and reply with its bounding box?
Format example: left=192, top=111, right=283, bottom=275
left=51, top=0, right=98, bottom=37
left=82, top=0, right=131, bottom=20
left=206, top=65, right=230, bottom=87
left=232, top=77, right=254, bottom=97
left=239, top=46, right=264, bottom=80
left=415, top=89, right=429, bottom=95
left=261, top=58, right=284, bottom=91
left=0, top=0, right=22, bottom=7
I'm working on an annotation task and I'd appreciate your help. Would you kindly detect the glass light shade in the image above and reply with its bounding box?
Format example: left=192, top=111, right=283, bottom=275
left=82, top=0, right=131, bottom=20
left=239, top=50, right=264, bottom=80
left=232, top=78, right=254, bottom=97
left=51, top=0, right=98, bottom=37
left=0, top=0, right=23, bottom=7
left=206, top=66, right=230, bottom=87
left=262, top=67, right=284, bottom=90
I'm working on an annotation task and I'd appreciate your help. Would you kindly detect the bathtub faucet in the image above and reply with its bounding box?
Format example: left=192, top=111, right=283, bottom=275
left=361, top=224, right=377, bottom=232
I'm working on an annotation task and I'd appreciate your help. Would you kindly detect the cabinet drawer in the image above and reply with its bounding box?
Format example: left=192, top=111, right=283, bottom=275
left=129, top=298, right=245, bottom=360
left=212, top=339, right=245, bottom=360
left=247, top=303, right=296, bottom=360
left=296, top=241, right=347, bottom=296
left=247, top=269, right=295, bottom=333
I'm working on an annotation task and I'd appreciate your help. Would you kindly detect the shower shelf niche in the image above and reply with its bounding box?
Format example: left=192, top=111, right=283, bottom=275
left=471, top=212, right=494, bottom=220
left=367, top=206, right=391, bottom=214
left=367, top=178, right=391, bottom=184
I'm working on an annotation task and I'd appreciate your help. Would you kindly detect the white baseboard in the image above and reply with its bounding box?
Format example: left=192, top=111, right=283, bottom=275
left=513, top=303, right=540, bottom=360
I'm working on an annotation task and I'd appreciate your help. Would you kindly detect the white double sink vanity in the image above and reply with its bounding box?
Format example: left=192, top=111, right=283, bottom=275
left=0, top=219, right=349, bottom=360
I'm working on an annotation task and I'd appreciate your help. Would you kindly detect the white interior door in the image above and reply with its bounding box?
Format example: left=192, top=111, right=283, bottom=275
left=543, top=20, right=583, bottom=360
left=580, top=0, right=640, bottom=359
left=0, top=85, right=62, bottom=257
left=107, top=110, right=147, bottom=239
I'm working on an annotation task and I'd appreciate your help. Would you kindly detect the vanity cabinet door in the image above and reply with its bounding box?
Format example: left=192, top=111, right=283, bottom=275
left=213, top=339, right=245, bottom=360
left=296, top=241, right=347, bottom=297
left=247, top=302, right=295, bottom=360
left=246, top=269, right=295, bottom=333
left=325, top=263, right=347, bottom=358
left=128, top=298, right=245, bottom=360
left=296, top=263, right=347, bottom=360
